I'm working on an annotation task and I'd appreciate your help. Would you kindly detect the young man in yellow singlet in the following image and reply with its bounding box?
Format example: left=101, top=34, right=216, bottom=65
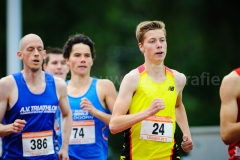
left=109, top=21, right=193, bottom=160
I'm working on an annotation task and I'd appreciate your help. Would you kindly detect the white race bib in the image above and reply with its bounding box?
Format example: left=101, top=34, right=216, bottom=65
left=22, top=130, right=54, bottom=157
left=69, top=120, right=95, bottom=144
left=140, top=116, right=173, bottom=142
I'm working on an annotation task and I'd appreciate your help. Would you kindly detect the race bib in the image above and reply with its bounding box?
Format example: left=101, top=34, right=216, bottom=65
left=22, top=130, right=54, bottom=157
left=140, top=116, right=173, bottom=142
left=69, top=120, right=95, bottom=144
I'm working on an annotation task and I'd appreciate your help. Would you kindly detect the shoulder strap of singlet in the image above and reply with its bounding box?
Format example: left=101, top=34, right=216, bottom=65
left=91, top=78, right=97, bottom=87
left=165, top=66, right=173, bottom=74
left=138, top=64, right=145, bottom=73
left=12, top=72, right=23, bottom=86
left=66, top=80, right=70, bottom=85
left=44, top=72, right=55, bottom=86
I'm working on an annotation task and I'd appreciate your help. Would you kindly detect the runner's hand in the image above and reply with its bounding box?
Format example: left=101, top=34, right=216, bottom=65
left=12, top=119, right=26, bottom=133
left=58, top=148, right=69, bottom=160
left=147, top=98, right=165, bottom=116
left=181, top=134, right=193, bottom=153
left=80, top=98, right=98, bottom=116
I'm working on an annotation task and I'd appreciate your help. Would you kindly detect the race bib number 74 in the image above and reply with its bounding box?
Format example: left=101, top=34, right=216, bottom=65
left=69, top=120, right=95, bottom=145
left=140, top=116, right=173, bottom=142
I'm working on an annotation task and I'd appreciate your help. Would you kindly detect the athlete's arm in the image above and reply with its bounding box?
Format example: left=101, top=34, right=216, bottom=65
left=109, top=70, right=141, bottom=134
left=109, top=69, right=164, bottom=134
left=102, top=79, right=117, bottom=114
left=174, top=71, right=193, bottom=152
left=0, top=76, right=26, bottom=137
left=55, top=77, right=72, bottom=159
left=82, top=79, right=117, bottom=125
left=220, top=72, right=240, bottom=145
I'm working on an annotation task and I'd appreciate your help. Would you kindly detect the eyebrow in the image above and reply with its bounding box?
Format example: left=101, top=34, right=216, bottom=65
left=74, top=52, right=91, bottom=55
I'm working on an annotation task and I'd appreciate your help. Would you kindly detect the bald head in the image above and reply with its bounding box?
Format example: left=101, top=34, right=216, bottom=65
left=19, top=34, right=44, bottom=51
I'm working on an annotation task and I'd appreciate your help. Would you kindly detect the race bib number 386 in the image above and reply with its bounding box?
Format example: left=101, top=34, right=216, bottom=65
left=22, top=130, right=54, bottom=157
left=140, top=116, right=173, bottom=142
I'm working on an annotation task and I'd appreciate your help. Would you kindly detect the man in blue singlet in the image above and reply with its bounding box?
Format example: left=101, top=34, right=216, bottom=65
left=0, top=34, right=72, bottom=160
left=57, top=34, right=117, bottom=160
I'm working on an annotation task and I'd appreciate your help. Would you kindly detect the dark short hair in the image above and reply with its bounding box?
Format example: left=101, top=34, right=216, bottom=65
left=44, top=47, right=63, bottom=64
left=63, top=34, right=96, bottom=60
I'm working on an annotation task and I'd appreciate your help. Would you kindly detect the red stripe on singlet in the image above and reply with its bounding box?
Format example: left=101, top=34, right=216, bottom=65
left=138, top=65, right=145, bottom=73
left=235, top=68, right=240, bottom=75
left=165, top=66, right=173, bottom=74
left=138, top=65, right=173, bottom=74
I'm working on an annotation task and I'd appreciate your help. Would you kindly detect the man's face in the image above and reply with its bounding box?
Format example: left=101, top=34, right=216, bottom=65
left=139, top=29, right=167, bottom=64
left=66, top=43, right=93, bottom=77
left=18, top=35, right=46, bottom=72
left=44, top=54, right=69, bottom=80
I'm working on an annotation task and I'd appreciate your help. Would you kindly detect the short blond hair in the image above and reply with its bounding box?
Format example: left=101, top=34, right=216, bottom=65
left=136, top=21, right=166, bottom=43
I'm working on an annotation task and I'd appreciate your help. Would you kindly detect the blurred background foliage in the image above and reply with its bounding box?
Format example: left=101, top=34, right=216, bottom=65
left=1, top=0, right=240, bottom=159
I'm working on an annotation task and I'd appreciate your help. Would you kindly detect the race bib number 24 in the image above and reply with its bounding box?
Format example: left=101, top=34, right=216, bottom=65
left=140, top=116, right=173, bottom=142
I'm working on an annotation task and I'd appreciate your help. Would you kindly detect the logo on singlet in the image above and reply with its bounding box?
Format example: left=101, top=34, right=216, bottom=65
left=20, top=105, right=57, bottom=115
left=168, top=86, right=174, bottom=91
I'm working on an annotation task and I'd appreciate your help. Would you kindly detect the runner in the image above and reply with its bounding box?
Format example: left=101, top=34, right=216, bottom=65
left=110, top=20, right=193, bottom=160
left=0, top=34, right=72, bottom=160
left=57, top=33, right=117, bottom=159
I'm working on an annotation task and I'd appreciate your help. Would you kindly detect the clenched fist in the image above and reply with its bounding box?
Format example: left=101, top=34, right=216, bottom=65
left=12, top=119, right=26, bottom=133
left=146, top=98, right=165, bottom=116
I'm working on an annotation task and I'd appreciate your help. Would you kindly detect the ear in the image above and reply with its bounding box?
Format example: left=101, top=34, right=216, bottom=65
left=138, top=43, right=144, bottom=53
left=66, top=58, right=70, bottom=66
left=90, top=59, right=93, bottom=67
left=17, top=51, right=23, bottom=60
